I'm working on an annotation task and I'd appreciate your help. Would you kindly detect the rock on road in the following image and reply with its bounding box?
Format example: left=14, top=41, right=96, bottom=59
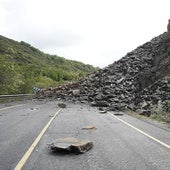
left=0, top=100, right=170, bottom=170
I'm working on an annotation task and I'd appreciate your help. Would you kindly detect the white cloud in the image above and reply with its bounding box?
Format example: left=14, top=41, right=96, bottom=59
left=0, top=0, right=170, bottom=67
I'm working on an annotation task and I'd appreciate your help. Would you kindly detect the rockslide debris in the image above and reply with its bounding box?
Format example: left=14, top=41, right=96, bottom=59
left=40, top=21, right=170, bottom=118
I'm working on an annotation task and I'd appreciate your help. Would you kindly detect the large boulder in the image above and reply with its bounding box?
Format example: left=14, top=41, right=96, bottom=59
left=48, top=137, right=93, bottom=154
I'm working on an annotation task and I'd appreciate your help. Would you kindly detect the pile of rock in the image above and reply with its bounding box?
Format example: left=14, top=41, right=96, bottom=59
left=40, top=21, right=170, bottom=117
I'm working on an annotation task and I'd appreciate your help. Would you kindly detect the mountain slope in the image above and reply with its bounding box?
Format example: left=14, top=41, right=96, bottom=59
left=0, top=35, right=96, bottom=94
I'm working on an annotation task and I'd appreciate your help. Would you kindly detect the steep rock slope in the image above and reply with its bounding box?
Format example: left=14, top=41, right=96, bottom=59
left=42, top=27, right=170, bottom=119
left=43, top=30, right=170, bottom=106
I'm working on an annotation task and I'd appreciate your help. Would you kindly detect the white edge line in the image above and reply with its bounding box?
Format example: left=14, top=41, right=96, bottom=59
left=14, top=108, right=63, bottom=170
left=109, top=112, right=170, bottom=150
left=0, top=104, right=25, bottom=111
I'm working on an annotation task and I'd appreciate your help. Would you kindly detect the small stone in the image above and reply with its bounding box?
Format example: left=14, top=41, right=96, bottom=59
left=116, top=76, right=125, bottom=84
left=81, top=100, right=88, bottom=104
left=57, top=103, right=67, bottom=108
left=128, top=103, right=136, bottom=110
left=48, top=137, right=93, bottom=154
left=91, top=101, right=110, bottom=107
left=136, top=109, right=151, bottom=117
left=72, top=89, right=80, bottom=95
left=114, top=113, right=124, bottom=116
left=99, top=110, right=107, bottom=114
left=82, top=125, right=97, bottom=130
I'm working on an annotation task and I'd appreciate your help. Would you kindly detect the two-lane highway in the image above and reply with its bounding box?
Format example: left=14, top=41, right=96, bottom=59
left=23, top=102, right=170, bottom=170
left=0, top=100, right=170, bottom=170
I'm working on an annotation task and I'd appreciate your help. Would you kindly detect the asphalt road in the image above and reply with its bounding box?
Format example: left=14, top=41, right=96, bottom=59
left=0, top=99, right=59, bottom=170
left=0, top=100, right=170, bottom=170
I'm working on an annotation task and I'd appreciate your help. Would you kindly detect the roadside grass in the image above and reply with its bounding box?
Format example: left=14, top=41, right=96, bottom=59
left=126, top=108, right=170, bottom=128
left=150, top=112, right=170, bottom=124
left=150, top=104, right=170, bottom=125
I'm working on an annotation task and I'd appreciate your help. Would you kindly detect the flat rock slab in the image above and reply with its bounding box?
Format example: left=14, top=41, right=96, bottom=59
left=49, top=137, right=93, bottom=154
left=82, top=125, right=97, bottom=130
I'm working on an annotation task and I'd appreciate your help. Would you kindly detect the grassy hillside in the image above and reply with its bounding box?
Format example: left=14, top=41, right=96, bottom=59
left=0, top=35, right=96, bottom=94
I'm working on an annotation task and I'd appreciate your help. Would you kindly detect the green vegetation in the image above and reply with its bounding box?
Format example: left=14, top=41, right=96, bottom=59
left=150, top=101, right=170, bottom=124
left=0, top=35, right=97, bottom=94
left=150, top=112, right=170, bottom=124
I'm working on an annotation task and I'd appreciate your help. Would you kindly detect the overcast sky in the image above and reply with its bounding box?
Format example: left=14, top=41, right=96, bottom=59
left=0, top=0, right=169, bottom=67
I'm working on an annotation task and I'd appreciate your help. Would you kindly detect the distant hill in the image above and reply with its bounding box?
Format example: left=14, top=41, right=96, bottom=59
left=0, top=35, right=97, bottom=94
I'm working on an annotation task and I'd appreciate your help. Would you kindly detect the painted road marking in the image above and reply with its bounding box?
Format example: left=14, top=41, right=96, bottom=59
left=0, top=104, right=25, bottom=111
left=109, top=112, right=170, bottom=150
left=14, top=108, right=63, bottom=170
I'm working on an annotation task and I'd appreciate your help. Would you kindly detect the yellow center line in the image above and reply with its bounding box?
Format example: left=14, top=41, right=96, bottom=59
left=14, top=108, right=63, bottom=170
left=0, top=104, right=25, bottom=111
left=109, top=112, right=170, bottom=150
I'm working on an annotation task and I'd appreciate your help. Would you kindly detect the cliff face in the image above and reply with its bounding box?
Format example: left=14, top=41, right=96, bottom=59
left=138, top=33, right=170, bottom=90
left=167, top=19, right=170, bottom=37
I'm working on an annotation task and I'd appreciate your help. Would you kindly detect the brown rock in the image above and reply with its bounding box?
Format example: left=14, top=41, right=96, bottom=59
left=48, top=137, right=93, bottom=154
left=82, top=125, right=97, bottom=130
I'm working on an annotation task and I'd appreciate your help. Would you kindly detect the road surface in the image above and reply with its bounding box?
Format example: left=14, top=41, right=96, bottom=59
left=0, top=100, right=170, bottom=170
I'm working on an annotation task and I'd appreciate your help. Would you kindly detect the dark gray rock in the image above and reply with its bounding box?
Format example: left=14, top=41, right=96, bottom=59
left=91, top=101, right=110, bottom=107
left=57, top=103, right=67, bottom=108
left=136, top=109, right=151, bottom=117
left=114, top=113, right=124, bottom=116
left=72, top=89, right=80, bottom=96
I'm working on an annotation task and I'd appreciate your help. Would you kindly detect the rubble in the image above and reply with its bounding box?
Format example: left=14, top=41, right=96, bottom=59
left=40, top=21, right=170, bottom=119
left=48, top=137, right=93, bottom=154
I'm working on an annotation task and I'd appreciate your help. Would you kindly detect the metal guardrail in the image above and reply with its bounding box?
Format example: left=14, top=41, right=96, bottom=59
left=0, top=94, right=35, bottom=103
left=0, top=94, right=35, bottom=98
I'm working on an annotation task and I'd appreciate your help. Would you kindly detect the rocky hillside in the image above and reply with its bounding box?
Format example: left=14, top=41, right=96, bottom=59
left=0, top=35, right=96, bottom=94
left=41, top=22, right=170, bottom=122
